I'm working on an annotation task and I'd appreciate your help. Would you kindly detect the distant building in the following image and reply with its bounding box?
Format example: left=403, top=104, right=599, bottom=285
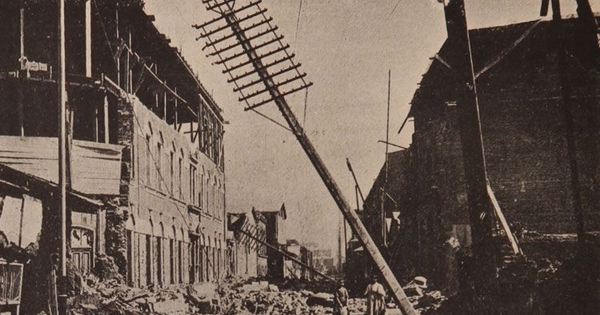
left=357, top=151, right=414, bottom=285
left=283, top=239, right=313, bottom=281
left=253, top=206, right=286, bottom=279
left=226, top=212, right=259, bottom=278
left=311, top=248, right=335, bottom=274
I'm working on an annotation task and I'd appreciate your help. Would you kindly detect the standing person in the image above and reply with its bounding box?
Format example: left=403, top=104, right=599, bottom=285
left=334, top=280, right=349, bottom=315
left=364, top=274, right=386, bottom=315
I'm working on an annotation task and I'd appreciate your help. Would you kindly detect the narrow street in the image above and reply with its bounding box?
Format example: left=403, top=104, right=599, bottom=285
left=1, top=0, right=600, bottom=314
left=66, top=271, right=446, bottom=315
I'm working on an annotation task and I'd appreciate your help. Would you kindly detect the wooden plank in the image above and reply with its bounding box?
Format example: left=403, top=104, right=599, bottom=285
left=487, top=183, right=522, bottom=255
left=0, top=136, right=123, bottom=195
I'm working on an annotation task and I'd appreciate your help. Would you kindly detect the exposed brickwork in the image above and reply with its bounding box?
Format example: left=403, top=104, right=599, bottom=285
left=104, top=96, right=135, bottom=277
left=118, top=97, right=135, bottom=197
left=105, top=205, right=129, bottom=276
left=410, top=19, right=600, bottom=236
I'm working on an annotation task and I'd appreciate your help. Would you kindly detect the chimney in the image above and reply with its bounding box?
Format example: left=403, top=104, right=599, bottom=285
left=443, top=0, right=468, bottom=40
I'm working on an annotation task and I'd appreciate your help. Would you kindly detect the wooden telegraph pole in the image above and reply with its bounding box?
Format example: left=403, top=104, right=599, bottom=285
left=58, top=0, right=68, bottom=314
left=195, top=2, right=417, bottom=313
left=443, top=0, right=497, bottom=296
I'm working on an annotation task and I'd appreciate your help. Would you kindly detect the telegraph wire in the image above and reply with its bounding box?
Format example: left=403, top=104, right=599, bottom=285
left=295, top=0, right=304, bottom=40
left=390, top=0, right=403, bottom=17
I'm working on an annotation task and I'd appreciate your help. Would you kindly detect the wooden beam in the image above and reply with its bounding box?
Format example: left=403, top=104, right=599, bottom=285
left=163, top=85, right=167, bottom=121
left=58, top=1, right=69, bottom=312
left=104, top=94, right=109, bottom=143
left=94, top=104, right=99, bottom=142
left=487, top=183, right=522, bottom=255
left=18, top=196, right=25, bottom=247
left=18, top=81, right=24, bottom=137
left=219, top=7, right=416, bottom=314
left=444, top=0, right=497, bottom=293
left=174, top=87, right=179, bottom=129
left=85, top=0, right=92, bottom=77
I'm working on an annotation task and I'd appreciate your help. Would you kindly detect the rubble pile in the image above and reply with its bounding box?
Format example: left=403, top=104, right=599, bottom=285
left=411, top=290, right=446, bottom=314
left=215, top=277, right=447, bottom=315
left=68, top=276, right=149, bottom=315
left=218, top=280, right=321, bottom=315
left=68, top=275, right=193, bottom=315
left=65, top=272, right=449, bottom=315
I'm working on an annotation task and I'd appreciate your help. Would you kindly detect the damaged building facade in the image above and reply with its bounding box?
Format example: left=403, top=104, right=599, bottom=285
left=357, top=4, right=600, bottom=295
left=0, top=0, right=231, bottom=307
left=227, top=212, right=260, bottom=279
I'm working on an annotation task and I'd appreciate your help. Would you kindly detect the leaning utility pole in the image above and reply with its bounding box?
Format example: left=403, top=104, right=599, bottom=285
left=442, top=0, right=497, bottom=295
left=195, top=1, right=417, bottom=314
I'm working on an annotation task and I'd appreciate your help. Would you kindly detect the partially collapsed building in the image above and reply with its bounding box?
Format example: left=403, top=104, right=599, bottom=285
left=0, top=0, right=239, bottom=312
left=357, top=8, right=600, bottom=296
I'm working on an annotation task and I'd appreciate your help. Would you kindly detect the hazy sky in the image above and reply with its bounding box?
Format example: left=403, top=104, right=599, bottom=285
left=144, top=0, right=594, bottom=251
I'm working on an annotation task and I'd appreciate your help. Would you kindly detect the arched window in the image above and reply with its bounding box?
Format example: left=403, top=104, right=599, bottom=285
left=179, top=226, right=185, bottom=283
left=170, top=225, right=177, bottom=284
left=213, top=176, right=218, bottom=218
left=157, top=132, right=164, bottom=191
left=206, top=174, right=211, bottom=215
left=217, top=180, right=222, bottom=219
left=170, top=142, right=176, bottom=195
left=178, top=149, right=185, bottom=199
left=190, top=164, right=197, bottom=205
left=146, top=218, right=154, bottom=287
left=126, top=214, right=136, bottom=230
left=145, top=123, right=154, bottom=186
left=159, top=222, right=165, bottom=237
left=199, top=167, right=205, bottom=210
left=157, top=222, right=165, bottom=287
left=145, top=134, right=152, bottom=185
left=126, top=215, right=136, bottom=286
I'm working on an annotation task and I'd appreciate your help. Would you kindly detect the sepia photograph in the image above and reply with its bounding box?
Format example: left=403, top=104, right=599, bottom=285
left=0, top=0, right=599, bottom=314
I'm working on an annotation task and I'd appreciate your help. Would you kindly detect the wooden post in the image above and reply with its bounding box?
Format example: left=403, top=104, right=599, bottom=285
left=115, top=9, right=121, bottom=87
left=126, top=29, right=131, bottom=93
left=174, top=87, right=178, bottom=129
left=85, top=0, right=92, bottom=77
left=20, top=3, right=24, bottom=60
left=18, top=3, right=25, bottom=136
left=67, top=108, right=74, bottom=189
left=18, top=197, right=25, bottom=247
left=17, top=85, right=24, bottom=137
left=381, top=69, right=391, bottom=246
left=104, top=93, right=109, bottom=143
left=58, top=0, right=68, bottom=314
left=163, top=84, right=167, bottom=121
left=443, top=0, right=497, bottom=295
left=222, top=12, right=417, bottom=314
left=196, top=100, right=202, bottom=145
left=155, top=92, right=159, bottom=115
left=94, top=105, right=99, bottom=142
left=96, top=208, right=105, bottom=255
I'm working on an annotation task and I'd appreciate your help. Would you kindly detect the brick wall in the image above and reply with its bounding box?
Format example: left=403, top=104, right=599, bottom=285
left=411, top=26, right=600, bottom=236
left=402, top=20, right=600, bottom=289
